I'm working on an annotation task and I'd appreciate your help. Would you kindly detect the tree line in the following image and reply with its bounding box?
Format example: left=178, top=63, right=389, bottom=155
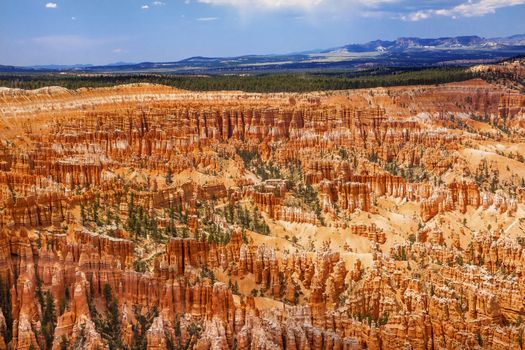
left=0, top=68, right=476, bottom=93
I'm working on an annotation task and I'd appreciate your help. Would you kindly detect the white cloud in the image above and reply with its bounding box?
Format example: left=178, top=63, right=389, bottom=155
left=196, top=0, right=403, bottom=12
left=45, top=2, right=58, bottom=9
left=198, top=0, right=326, bottom=11
left=401, top=10, right=430, bottom=21
left=403, top=0, right=525, bottom=21
left=141, top=4, right=150, bottom=9
left=195, top=0, right=525, bottom=19
left=444, top=0, right=525, bottom=16
left=71, top=16, right=76, bottom=20
left=113, top=48, right=125, bottom=53
left=196, top=16, right=219, bottom=20
left=153, top=1, right=166, bottom=5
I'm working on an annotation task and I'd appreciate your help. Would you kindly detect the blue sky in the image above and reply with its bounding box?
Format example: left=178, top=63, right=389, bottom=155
left=1, top=0, right=524, bottom=66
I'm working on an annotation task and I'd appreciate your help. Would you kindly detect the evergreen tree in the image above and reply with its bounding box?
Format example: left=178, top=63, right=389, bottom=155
left=41, top=291, right=57, bottom=350
left=131, top=306, right=158, bottom=350
left=100, top=283, right=125, bottom=350
left=59, top=286, right=70, bottom=315
left=166, top=168, right=173, bottom=185
left=59, top=335, right=69, bottom=350
left=80, top=202, right=86, bottom=226
left=0, top=277, right=12, bottom=344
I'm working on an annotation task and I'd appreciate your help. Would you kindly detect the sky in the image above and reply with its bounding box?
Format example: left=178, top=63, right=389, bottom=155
left=1, top=0, right=525, bottom=66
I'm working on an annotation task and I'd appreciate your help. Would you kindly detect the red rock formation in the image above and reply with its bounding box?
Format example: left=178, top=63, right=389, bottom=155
left=350, top=224, right=386, bottom=244
left=0, top=80, right=524, bottom=349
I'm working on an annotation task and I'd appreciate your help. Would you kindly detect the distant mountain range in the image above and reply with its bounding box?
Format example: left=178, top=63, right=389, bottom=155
left=2, top=34, right=525, bottom=74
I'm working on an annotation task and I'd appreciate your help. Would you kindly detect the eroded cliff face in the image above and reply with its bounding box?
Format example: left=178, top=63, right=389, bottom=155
left=0, top=79, right=524, bottom=350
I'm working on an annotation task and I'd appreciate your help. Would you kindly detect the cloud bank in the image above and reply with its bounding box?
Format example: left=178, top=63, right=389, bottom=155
left=402, top=0, right=525, bottom=21
left=196, top=0, right=525, bottom=20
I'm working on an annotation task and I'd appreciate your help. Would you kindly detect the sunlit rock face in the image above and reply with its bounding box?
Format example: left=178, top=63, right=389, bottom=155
left=0, top=77, right=524, bottom=349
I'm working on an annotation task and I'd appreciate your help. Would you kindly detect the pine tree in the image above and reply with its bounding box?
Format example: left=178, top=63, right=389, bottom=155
left=60, top=335, right=69, bottom=350
left=0, top=278, right=12, bottom=344
left=80, top=202, right=86, bottom=226
left=165, top=168, right=173, bottom=185
left=100, top=283, right=125, bottom=350
left=42, top=291, right=57, bottom=349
